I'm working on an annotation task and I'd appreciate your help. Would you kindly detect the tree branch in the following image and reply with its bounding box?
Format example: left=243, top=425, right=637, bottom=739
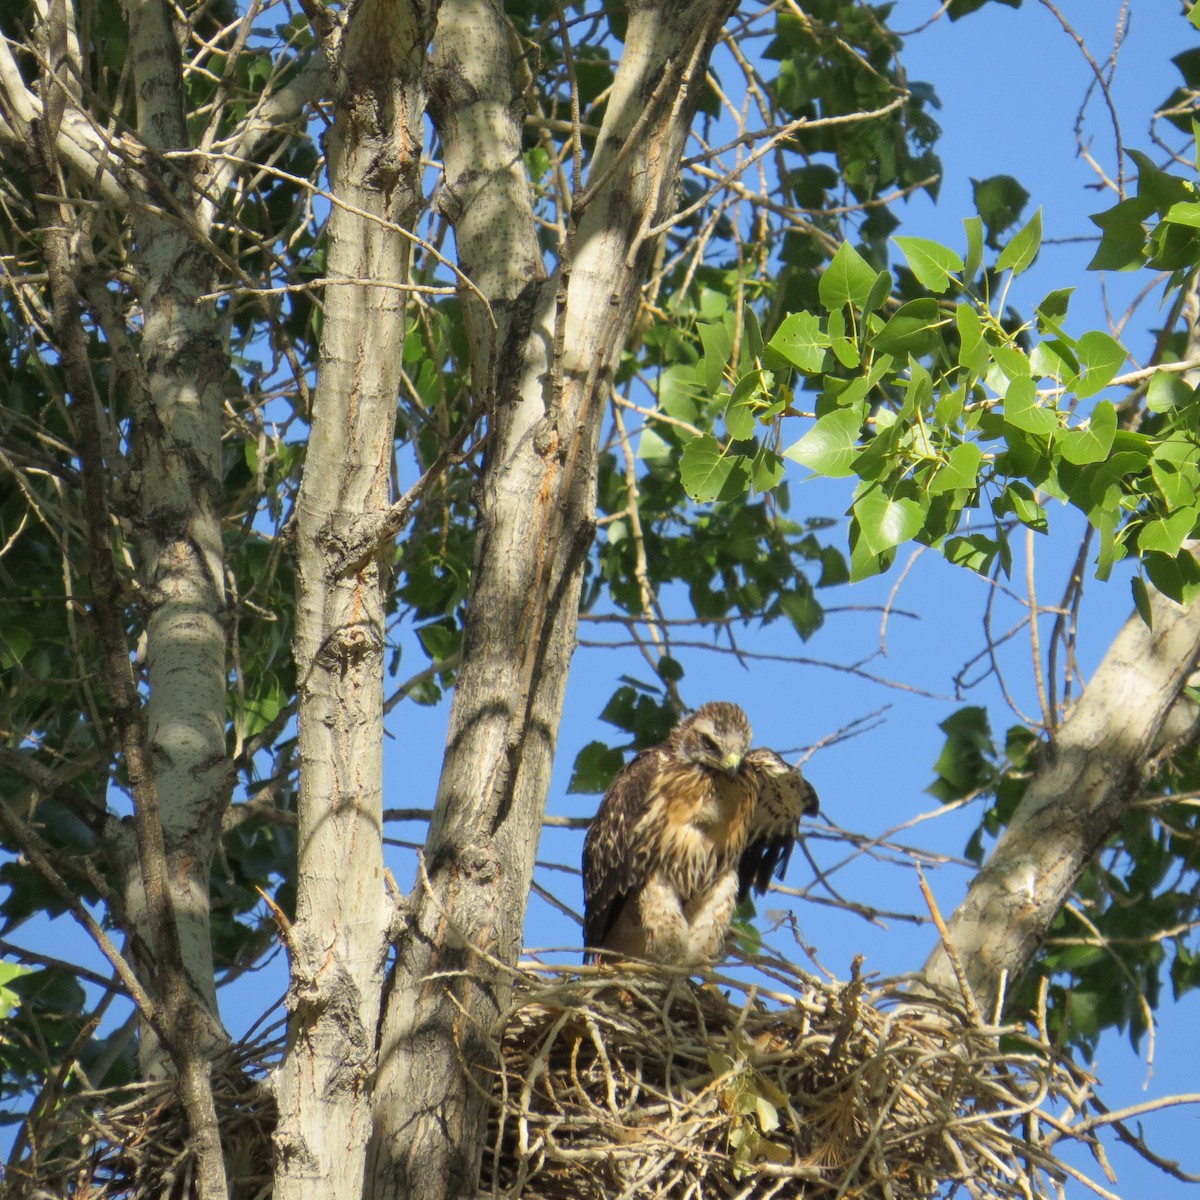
left=922, top=582, right=1200, bottom=1018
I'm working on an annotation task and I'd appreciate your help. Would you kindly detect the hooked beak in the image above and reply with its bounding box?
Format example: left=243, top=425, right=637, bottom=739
left=723, top=750, right=743, bottom=775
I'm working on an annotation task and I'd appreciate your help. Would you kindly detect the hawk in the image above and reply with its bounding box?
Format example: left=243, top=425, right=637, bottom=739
left=582, top=702, right=819, bottom=965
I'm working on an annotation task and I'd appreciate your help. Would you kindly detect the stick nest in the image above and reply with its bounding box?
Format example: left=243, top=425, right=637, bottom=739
left=483, top=955, right=1109, bottom=1200
left=5, top=956, right=1136, bottom=1200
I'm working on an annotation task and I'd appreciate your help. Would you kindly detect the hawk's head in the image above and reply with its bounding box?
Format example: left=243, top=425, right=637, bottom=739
left=672, top=701, right=752, bottom=776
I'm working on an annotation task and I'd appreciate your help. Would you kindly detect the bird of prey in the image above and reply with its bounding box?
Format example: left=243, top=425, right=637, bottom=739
left=582, top=702, right=819, bottom=966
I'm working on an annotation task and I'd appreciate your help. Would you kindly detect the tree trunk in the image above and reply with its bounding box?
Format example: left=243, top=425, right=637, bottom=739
left=367, top=4, right=737, bottom=1198
left=922, top=585, right=1200, bottom=1020
left=121, top=0, right=232, bottom=1066
left=273, top=1, right=432, bottom=1197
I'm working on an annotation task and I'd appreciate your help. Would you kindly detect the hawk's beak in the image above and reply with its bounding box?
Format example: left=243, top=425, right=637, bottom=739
left=723, top=750, right=743, bottom=774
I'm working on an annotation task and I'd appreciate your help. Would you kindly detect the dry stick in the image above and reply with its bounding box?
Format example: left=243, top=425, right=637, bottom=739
left=916, top=864, right=983, bottom=1026
left=1036, top=0, right=1126, bottom=197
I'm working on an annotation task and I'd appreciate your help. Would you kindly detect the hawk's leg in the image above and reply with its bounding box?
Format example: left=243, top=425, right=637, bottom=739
left=684, top=871, right=739, bottom=964
left=637, top=872, right=690, bottom=964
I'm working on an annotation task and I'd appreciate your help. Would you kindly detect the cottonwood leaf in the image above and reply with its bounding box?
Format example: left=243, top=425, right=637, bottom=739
left=853, top=489, right=925, bottom=555
left=1139, top=508, right=1198, bottom=557
left=893, top=236, right=964, bottom=293
left=681, top=435, right=746, bottom=502
left=870, top=298, right=943, bottom=357
left=928, top=443, right=983, bottom=494
left=1004, top=376, right=1057, bottom=436
left=819, top=241, right=877, bottom=310
left=1069, top=333, right=1125, bottom=399
left=996, top=207, right=1043, bottom=275
left=1060, top=400, right=1117, bottom=465
left=769, top=312, right=830, bottom=373
left=784, top=409, right=862, bottom=476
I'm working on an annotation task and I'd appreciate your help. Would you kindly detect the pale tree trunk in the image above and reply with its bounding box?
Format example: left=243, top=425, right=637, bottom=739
left=272, top=0, right=433, bottom=1197
left=366, top=3, right=737, bottom=1198
left=23, top=0, right=234, bottom=1195
left=120, top=0, right=231, bottom=1064
left=922, top=587, right=1200, bottom=1020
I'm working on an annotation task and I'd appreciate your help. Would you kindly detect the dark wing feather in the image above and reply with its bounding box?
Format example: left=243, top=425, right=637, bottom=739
left=738, top=748, right=819, bottom=902
left=582, top=747, right=667, bottom=959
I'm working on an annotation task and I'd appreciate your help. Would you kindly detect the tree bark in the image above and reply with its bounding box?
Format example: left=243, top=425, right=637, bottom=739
left=922, top=584, right=1200, bottom=1020
left=121, top=0, right=232, bottom=1067
left=367, top=4, right=737, bottom=1198
left=273, top=1, right=433, bottom=1197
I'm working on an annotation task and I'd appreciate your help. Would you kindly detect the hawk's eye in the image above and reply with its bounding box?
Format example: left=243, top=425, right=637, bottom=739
left=699, top=733, right=720, bottom=755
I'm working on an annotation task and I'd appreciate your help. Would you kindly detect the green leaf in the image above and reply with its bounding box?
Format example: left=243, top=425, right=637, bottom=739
left=848, top=525, right=890, bottom=582
left=819, top=242, right=877, bottom=310
left=743, top=304, right=764, bottom=364
left=681, top=435, right=746, bottom=501
left=724, top=371, right=762, bottom=440
left=1035, top=287, right=1074, bottom=333
left=870, top=298, right=943, bottom=357
left=992, top=343, right=1031, bottom=381
left=945, top=533, right=1002, bottom=575
left=637, top=426, right=673, bottom=462
left=1147, top=371, right=1194, bottom=413
left=995, top=207, right=1043, bottom=275
left=1004, top=376, right=1057, bottom=436
left=955, top=304, right=988, bottom=374
left=1151, top=459, right=1199, bottom=510
left=893, top=236, right=964, bottom=293
left=1129, top=149, right=1192, bottom=210
left=1030, top=339, right=1076, bottom=382
left=827, top=308, right=860, bottom=367
left=864, top=269, right=894, bottom=314
left=1132, top=574, right=1154, bottom=629
left=698, top=322, right=731, bottom=393
left=0, top=963, right=31, bottom=1016
left=1164, top=200, right=1200, bottom=229
left=1087, top=195, right=1154, bottom=271
left=749, top=446, right=785, bottom=492
left=568, top=741, right=627, bottom=794
left=1060, top=400, right=1117, bottom=465
left=768, top=312, right=830, bottom=373
left=779, top=588, right=824, bottom=639
left=1068, top=332, right=1124, bottom=399
left=418, top=623, right=459, bottom=662
left=1139, top=508, right=1198, bottom=557
left=853, top=487, right=925, bottom=555
left=929, top=442, right=983, bottom=495
left=972, top=174, right=1030, bottom=247
left=659, top=364, right=701, bottom=423
left=962, top=215, right=984, bottom=282
left=784, top=409, right=862, bottom=477
left=1145, top=550, right=1200, bottom=608
left=993, top=480, right=1047, bottom=533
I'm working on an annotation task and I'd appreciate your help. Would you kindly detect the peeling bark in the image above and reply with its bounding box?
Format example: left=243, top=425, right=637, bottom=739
left=922, top=585, right=1200, bottom=1020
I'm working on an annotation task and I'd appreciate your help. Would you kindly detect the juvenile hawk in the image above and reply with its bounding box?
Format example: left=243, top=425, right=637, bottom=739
left=582, top=702, right=819, bottom=965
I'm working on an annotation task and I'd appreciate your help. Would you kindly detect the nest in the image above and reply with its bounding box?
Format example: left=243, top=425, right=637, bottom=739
left=3, top=1042, right=277, bottom=1200
left=483, top=955, right=1112, bottom=1200
left=3, top=956, right=1149, bottom=1200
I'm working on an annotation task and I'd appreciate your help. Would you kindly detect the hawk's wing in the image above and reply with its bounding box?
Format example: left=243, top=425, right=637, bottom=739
left=582, top=747, right=668, bottom=959
left=738, top=748, right=819, bottom=902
